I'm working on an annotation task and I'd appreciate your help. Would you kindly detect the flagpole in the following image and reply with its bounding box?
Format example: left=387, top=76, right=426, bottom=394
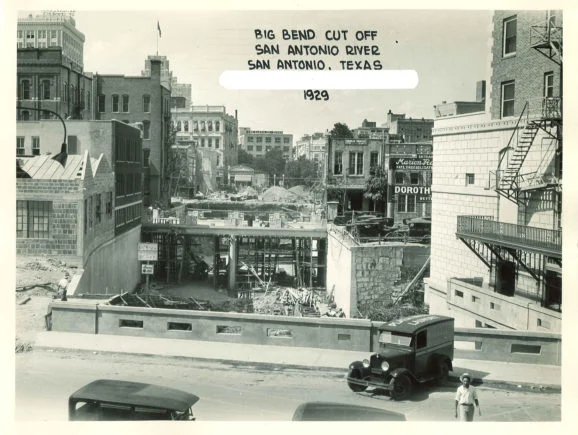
left=156, top=19, right=159, bottom=55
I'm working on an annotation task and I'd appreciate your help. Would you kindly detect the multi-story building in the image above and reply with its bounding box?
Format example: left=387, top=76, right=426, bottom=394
left=239, top=128, right=293, bottom=160
left=172, top=106, right=239, bottom=188
left=294, top=132, right=328, bottom=163
left=326, top=118, right=432, bottom=221
left=424, top=10, right=562, bottom=332
left=17, top=46, right=94, bottom=121
left=141, top=55, right=173, bottom=90
left=170, top=77, right=192, bottom=109
left=386, top=110, right=434, bottom=143
left=17, top=11, right=84, bottom=69
left=16, top=150, right=139, bottom=294
left=16, top=119, right=143, bottom=237
left=94, top=57, right=172, bottom=206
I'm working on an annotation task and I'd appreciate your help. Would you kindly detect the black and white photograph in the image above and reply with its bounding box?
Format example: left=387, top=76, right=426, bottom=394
left=6, top=0, right=577, bottom=429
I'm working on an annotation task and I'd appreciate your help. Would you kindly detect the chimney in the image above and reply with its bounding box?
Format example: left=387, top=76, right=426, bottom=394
left=476, top=80, right=486, bottom=102
left=235, top=109, right=237, bottom=120
left=150, top=59, right=161, bottom=82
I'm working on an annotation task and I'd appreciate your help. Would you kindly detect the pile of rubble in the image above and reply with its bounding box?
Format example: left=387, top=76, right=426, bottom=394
left=252, top=286, right=331, bottom=317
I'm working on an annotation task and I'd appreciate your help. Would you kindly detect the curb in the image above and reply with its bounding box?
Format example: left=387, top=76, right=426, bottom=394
left=33, top=344, right=561, bottom=393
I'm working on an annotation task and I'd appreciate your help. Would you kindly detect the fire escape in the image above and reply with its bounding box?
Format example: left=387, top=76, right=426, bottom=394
left=456, top=14, right=562, bottom=312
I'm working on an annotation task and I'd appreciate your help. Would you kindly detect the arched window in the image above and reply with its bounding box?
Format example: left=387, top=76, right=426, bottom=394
left=208, top=121, right=213, bottom=131
left=215, top=121, right=220, bottom=132
left=177, top=121, right=182, bottom=131
left=201, top=121, right=206, bottom=131
left=193, top=121, right=198, bottom=131
left=184, top=120, right=189, bottom=132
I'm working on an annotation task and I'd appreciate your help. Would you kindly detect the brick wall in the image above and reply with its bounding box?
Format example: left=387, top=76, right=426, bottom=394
left=490, top=10, right=562, bottom=120
left=17, top=179, right=82, bottom=261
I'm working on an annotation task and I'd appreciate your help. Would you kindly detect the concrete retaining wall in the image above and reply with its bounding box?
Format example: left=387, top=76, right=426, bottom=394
left=49, top=302, right=561, bottom=365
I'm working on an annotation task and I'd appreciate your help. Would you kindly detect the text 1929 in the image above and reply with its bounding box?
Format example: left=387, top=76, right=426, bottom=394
left=304, top=90, right=329, bottom=101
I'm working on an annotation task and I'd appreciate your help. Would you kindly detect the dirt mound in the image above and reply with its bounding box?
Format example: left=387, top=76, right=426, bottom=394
left=262, top=186, right=297, bottom=202
left=288, top=185, right=311, bottom=199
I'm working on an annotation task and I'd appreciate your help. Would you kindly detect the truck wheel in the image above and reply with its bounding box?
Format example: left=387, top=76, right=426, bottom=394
left=437, top=360, right=450, bottom=386
left=347, top=370, right=367, bottom=392
left=389, top=374, right=412, bottom=401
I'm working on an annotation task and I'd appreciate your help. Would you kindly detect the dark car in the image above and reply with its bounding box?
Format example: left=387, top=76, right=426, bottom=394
left=346, top=315, right=454, bottom=400
left=292, top=402, right=406, bottom=421
left=68, top=379, right=199, bottom=421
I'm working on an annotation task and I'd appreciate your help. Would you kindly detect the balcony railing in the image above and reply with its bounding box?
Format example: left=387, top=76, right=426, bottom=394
left=490, top=169, right=560, bottom=192
left=456, top=216, right=561, bottom=257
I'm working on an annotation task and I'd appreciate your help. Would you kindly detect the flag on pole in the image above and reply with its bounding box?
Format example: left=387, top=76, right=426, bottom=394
left=157, top=20, right=162, bottom=37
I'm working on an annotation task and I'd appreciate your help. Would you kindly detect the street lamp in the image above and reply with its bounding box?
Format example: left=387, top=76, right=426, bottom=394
left=17, top=106, right=68, bottom=166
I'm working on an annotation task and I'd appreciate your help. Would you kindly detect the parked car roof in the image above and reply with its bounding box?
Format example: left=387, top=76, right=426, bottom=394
left=69, top=380, right=199, bottom=412
left=379, top=314, right=454, bottom=334
left=292, top=402, right=406, bottom=421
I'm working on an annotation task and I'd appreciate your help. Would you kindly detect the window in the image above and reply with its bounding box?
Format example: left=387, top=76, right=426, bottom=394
left=215, top=138, right=220, bottom=148
left=95, top=194, right=102, bottom=224
left=466, top=173, right=475, bottom=185
left=201, top=121, right=206, bottom=131
left=215, top=121, right=220, bottom=132
left=349, top=152, right=363, bottom=175
left=143, top=149, right=150, bottom=168
left=200, top=138, right=205, bottom=147
left=544, top=72, right=554, bottom=98
left=143, top=121, right=150, bottom=140
left=283, top=137, right=290, bottom=143
left=416, top=331, right=427, bottom=349
left=256, top=145, right=262, bottom=152
left=410, top=173, right=419, bottom=185
left=112, top=94, right=120, bottom=113
left=41, top=79, right=51, bottom=100
left=208, top=121, right=213, bottom=132
left=247, top=145, right=253, bottom=151
left=176, top=121, right=182, bottom=132
left=184, top=121, right=189, bottom=132
left=395, top=173, right=404, bottom=184
left=122, top=95, right=129, bottom=113
left=503, top=16, right=517, bottom=56
left=256, top=137, right=263, bottom=143
left=334, top=151, right=343, bottom=175
left=397, top=194, right=416, bottom=212
left=248, top=137, right=254, bottom=142
left=16, top=200, right=51, bottom=239
left=32, top=137, right=40, bottom=156
left=193, top=121, right=198, bottom=131
left=143, top=94, right=151, bottom=112
left=98, top=95, right=106, bottom=113
left=265, top=137, right=272, bottom=143
left=501, top=81, right=515, bottom=117
left=17, top=137, right=25, bottom=156
left=208, top=138, right=212, bottom=148
left=106, top=192, right=113, bottom=217
left=20, top=79, right=31, bottom=100
left=275, top=137, right=281, bottom=144
left=370, top=152, right=379, bottom=174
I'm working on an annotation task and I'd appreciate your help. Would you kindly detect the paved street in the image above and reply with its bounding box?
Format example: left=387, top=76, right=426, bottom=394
left=16, top=349, right=560, bottom=422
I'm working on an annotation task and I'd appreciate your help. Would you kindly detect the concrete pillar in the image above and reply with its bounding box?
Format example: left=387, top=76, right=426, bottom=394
left=228, top=236, right=237, bottom=295
left=317, top=238, right=327, bottom=288
left=213, top=237, right=220, bottom=289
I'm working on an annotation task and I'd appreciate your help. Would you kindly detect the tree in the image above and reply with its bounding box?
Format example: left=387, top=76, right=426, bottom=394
left=329, top=122, right=354, bottom=138
left=237, top=149, right=254, bottom=166
left=364, top=166, right=388, bottom=212
left=284, top=156, right=319, bottom=187
left=254, top=148, right=286, bottom=182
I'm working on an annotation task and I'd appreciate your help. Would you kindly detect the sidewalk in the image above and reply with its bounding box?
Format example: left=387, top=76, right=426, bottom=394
left=35, top=331, right=561, bottom=392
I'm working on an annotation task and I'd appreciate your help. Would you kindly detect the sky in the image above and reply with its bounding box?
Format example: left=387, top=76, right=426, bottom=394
left=64, top=9, right=493, bottom=141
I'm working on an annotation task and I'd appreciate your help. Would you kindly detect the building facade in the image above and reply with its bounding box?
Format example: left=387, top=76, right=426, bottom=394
left=172, top=105, right=239, bottom=188
left=239, top=128, right=293, bottom=160
left=294, top=132, right=328, bottom=163
left=386, top=110, right=434, bottom=143
left=94, top=57, right=171, bottom=206
left=424, top=10, right=562, bottom=332
left=16, top=119, right=143, bottom=237
left=17, top=11, right=84, bottom=69
left=17, top=47, right=94, bottom=121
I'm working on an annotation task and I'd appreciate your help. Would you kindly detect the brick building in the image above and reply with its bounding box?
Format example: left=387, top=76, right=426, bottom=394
left=94, top=57, right=171, bottom=206
left=386, top=110, right=434, bottom=143
left=16, top=119, right=143, bottom=237
left=239, top=128, right=293, bottom=160
left=424, top=10, right=562, bottom=332
left=17, top=47, right=94, bottom=121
